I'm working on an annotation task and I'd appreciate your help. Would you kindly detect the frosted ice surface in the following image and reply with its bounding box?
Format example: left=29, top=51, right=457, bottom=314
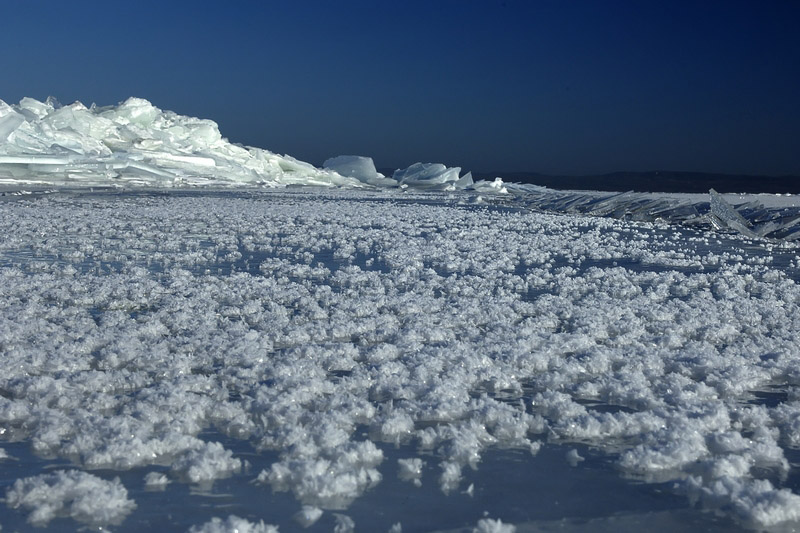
left=2, top=142, right=800, bottom=530
left=1, top=190, right=799, bottom=528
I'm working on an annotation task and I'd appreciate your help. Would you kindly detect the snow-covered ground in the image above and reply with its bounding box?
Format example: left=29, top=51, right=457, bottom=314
left=1, top=187, right=799, bottom=532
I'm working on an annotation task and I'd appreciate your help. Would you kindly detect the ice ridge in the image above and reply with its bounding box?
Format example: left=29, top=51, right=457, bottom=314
left=0, top=97, right=487, bottom=192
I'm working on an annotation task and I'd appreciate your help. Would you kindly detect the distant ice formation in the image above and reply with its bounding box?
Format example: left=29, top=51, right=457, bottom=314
left=509, top=184, right=800, bottom=241
left=1, top=96, right=799, bottom=240
left=323, top=155, right=397, bottom=187
left=0, top=97, right=483, bottom=192
left=0, top=97, right=364, bottom=188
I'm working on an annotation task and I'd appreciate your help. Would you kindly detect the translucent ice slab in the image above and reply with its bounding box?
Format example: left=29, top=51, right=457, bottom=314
left=507, top=183, right=800, bottom=241
left=323, top=155, right=398, bottom=187
left=0, top=97, right=483, bottom=194
left=0, top=97, right=364, bottom=189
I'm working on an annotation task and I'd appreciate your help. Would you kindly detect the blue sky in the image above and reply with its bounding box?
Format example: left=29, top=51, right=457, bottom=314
left=3, top=0, right=799, bottom=175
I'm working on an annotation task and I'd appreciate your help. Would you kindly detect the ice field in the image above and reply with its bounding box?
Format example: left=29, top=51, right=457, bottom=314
left=1, top=98, right=800, bottom=532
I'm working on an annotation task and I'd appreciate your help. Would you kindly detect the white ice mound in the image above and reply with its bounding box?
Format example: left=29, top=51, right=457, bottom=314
left=323, top=155, right=398, bottom=187
left=0, top=97, right=362, bottom=188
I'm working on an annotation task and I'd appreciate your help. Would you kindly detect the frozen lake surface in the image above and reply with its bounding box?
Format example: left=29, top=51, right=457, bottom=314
left=1, top=188, right=800, bottom=532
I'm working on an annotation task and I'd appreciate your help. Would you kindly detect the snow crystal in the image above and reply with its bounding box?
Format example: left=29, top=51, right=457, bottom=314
left=293, top=505, right=323, bottom=527
left=171, top=441, right=242, bottom=484
left=440, top=461, right=463, bottom=494
left=187, top=515, right=278, bottom=533
left=565, top=449, right=584, bottom=467
left=333, top=513, right=355, bottom=533
left=397, top=458, right=424, bottom=487
left=5, top=470, right=135, bottom=527
left=474, top=517, right=516, bottom=533
left=143, top=471, right=170, bottom=489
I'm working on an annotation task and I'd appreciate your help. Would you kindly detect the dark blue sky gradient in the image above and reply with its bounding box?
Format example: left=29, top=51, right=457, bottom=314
left=2, top=0, right=799, bottom=175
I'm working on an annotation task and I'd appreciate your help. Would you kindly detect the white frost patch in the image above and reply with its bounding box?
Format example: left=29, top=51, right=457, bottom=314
left=293, top=505, right=323, bottom=527
left=263, top=440, right=383, bottom=509
left=683, top=476, right=800, bottom=528
left=5, top=470, right=135, bottom=527
left=565, top=449, right=584, bottom=467
left=143, top=471, right=170, bottom=489
left=187, top=515, right=278, bottom=533
left=474, top=517, right=516, bottom=533
left=333, top=513, right=355, bottom=533
left=380, top=411, right=415, bottom=444
left=172, top=441, right=242, bottom=484
left=398, top=458, right=424, bottom=486
left=440, top=461, right=462, bottom=494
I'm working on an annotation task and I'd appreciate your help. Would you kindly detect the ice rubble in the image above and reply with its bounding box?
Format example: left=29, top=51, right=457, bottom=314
left=0, top=96, right=360, bottom=188
left=508, top=184, right=800, bottom=241
left=1, top=191, right=800, bottom=530
left=0, top=96, right=487, bottom=192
